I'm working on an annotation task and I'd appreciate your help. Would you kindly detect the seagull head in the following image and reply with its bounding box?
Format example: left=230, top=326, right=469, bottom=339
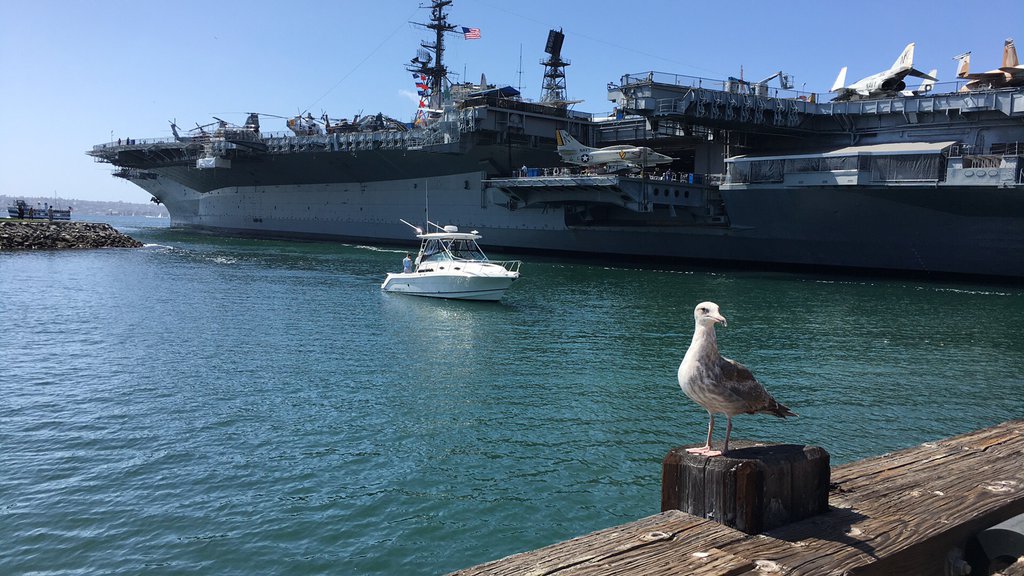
left=694, top=301, right=727, bottom=328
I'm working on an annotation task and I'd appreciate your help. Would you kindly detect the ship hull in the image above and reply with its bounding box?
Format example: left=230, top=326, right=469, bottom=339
left=132, top=168, right=1024, bottom=279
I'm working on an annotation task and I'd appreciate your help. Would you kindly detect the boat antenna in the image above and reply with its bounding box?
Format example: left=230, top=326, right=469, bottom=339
left=399, top=218, right=423, bottom=234
left=424, top=179, right=429, bottom=232
left=517, top=43, right=523, bottom=93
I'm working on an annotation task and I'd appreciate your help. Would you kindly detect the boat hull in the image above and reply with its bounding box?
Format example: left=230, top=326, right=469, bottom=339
left=381, top=271, right=518, bottom=301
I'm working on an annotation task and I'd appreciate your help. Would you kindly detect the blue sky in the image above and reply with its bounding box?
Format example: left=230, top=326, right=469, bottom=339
left=1, top=0, right=1021, bottom=203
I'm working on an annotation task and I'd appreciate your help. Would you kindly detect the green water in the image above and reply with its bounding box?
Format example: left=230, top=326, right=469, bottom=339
left=1, top=217, right=1022, bottom=574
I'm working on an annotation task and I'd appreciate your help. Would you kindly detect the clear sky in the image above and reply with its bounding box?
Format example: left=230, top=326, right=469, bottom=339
left=1, top=0, right=1020, bottom=203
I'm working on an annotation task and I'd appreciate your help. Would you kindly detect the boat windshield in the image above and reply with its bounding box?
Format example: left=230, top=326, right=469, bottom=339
left=445, top=239, right=487, bottom=261
left=419, top=237, right=488, bottom=263
left=420, top=239, right=451, bottom=262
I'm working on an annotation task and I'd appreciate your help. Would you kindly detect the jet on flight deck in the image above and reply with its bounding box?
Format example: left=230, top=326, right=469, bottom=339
left=555, top=130, right=674, bottom=173
left=954, top=38, right=1024, bottom=91
left=830, top=43, right=937, bottom=101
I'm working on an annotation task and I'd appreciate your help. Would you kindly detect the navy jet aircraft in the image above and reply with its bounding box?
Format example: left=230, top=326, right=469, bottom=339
left=555, top=130, right=674, bottom=173
left=830, top=43, right=937, bottom=101
left=954, top=38, right=1024, bottom=91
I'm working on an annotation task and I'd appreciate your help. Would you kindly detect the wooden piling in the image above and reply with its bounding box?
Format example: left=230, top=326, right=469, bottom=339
left=661, top=441, right=830, bottom=534
left=450, top=420, right=1024, bottom=575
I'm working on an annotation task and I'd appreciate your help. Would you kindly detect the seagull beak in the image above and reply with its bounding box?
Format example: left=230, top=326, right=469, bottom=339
left=712, top=313, right=727, bottom=327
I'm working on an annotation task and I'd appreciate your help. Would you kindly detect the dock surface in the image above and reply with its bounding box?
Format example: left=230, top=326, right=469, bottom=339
left=451, top=420, right=1024, bottom=575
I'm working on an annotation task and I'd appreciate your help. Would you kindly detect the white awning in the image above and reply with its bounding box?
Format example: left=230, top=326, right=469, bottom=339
left=729, top=141, right=956, bottom=162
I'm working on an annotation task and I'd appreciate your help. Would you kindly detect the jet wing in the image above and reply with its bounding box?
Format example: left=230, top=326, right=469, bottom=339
left=960, top=70, right=1006, bottom=80
left=905, top=67, right=938, bottom=81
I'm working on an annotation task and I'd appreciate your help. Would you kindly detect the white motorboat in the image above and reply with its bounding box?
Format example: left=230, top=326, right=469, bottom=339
left=381, top=224, right=521, bottom=301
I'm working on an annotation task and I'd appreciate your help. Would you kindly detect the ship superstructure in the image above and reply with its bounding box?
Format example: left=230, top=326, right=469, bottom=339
left=88, top=1, right=1024, bottom=279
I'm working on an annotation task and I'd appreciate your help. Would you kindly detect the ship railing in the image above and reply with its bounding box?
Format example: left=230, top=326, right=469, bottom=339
left=950, top=141, right=1024, bottom=159
left=516, top=166, right=723, bottom=187
left=616, top=71, right=817, bottom=103
left=91, top=137, right=180, bottom=151
left=257, top=124, right=460, bottom=153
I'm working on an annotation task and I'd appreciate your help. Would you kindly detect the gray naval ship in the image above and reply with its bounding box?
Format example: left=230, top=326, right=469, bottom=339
left=88, top=1, right=1024, bottom=279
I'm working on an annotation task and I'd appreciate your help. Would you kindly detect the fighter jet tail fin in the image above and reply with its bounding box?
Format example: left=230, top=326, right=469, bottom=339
left=830, top=67, right=848, bottom=93
left=1004, top=38, right=1018, bottom=68
left=555, top=130, right=591, bottom=153
left=953, top=51, right=971, bottom=78
left=919, top=69, right=938, bottom=92
left=893, top=43, right=915, bottom=71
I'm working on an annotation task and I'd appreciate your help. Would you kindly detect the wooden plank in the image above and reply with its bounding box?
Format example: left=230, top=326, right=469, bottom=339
left=450, top=420, right=1024, bottom=576
left=716, top=420, right=1024, bottom=575
left=449, top=511, right=752, bottom=576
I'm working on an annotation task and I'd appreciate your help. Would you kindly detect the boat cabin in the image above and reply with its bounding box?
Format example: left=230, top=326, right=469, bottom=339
left=415, top=226, right=491, bottom=270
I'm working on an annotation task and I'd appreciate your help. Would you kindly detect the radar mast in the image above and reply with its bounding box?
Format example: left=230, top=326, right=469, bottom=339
left=408, top=0, right=456, bottom=111
left=540, top=29, right=579, bottom=108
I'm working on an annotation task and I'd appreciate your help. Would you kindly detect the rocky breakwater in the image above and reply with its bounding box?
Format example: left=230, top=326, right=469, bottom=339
left=0, top=221, right=143, bottom=250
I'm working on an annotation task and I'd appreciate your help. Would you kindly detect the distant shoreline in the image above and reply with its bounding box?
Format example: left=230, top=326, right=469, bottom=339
left=1, top=195, right=168, bottom=218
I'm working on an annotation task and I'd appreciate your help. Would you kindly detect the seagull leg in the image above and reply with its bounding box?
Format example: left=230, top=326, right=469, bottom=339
left=686, top=412, right=716, bottom=454
left=721, top=416, right=734, bottom=454
left=701, top=413, right=725, bottom=456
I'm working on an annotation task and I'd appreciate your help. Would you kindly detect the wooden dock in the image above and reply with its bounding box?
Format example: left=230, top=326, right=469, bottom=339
left=450, top=420, right=1024, bottom=575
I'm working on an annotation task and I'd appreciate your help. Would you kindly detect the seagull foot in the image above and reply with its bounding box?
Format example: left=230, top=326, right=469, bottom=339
left=685, top=446, right=723, bottom=457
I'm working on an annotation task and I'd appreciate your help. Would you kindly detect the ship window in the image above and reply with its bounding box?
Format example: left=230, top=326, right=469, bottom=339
left=824, top=156, right=857, bottom=171
left=749, top=159, right=783, bottom=183
left=726, top=162, right=750, bottom=183
left=869, top=154, right=941, bottom=182
left=785, top=158, right=821, bottom=173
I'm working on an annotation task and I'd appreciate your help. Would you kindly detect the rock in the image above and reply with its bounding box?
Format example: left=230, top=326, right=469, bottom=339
left=0, top=221, right=143, bottom=250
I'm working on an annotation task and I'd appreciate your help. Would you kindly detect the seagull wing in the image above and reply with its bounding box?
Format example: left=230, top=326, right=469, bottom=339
left=716, top=356, right=795, bottom=417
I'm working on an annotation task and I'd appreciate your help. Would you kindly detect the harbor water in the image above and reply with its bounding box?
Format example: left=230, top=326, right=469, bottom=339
left=2, top=217, right=1022, bottom=575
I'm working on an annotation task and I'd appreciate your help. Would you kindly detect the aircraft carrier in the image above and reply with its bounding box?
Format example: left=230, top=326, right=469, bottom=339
left=87, top=1, right=1024, bottom=279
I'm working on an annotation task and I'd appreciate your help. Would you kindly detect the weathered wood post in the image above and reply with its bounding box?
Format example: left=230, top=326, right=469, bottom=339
left=662, top=440, right=830, bottom=534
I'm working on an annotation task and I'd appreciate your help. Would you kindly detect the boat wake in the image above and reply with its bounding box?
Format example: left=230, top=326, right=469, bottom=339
left=352, top=243, right=406, bottom=254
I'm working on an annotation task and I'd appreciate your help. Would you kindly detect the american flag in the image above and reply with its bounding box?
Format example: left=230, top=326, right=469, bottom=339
left=461, top=27, right=481, bottom=40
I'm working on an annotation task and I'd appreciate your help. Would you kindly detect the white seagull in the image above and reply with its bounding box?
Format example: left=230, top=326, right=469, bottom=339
left=677, top=301, right=796, bottom=456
